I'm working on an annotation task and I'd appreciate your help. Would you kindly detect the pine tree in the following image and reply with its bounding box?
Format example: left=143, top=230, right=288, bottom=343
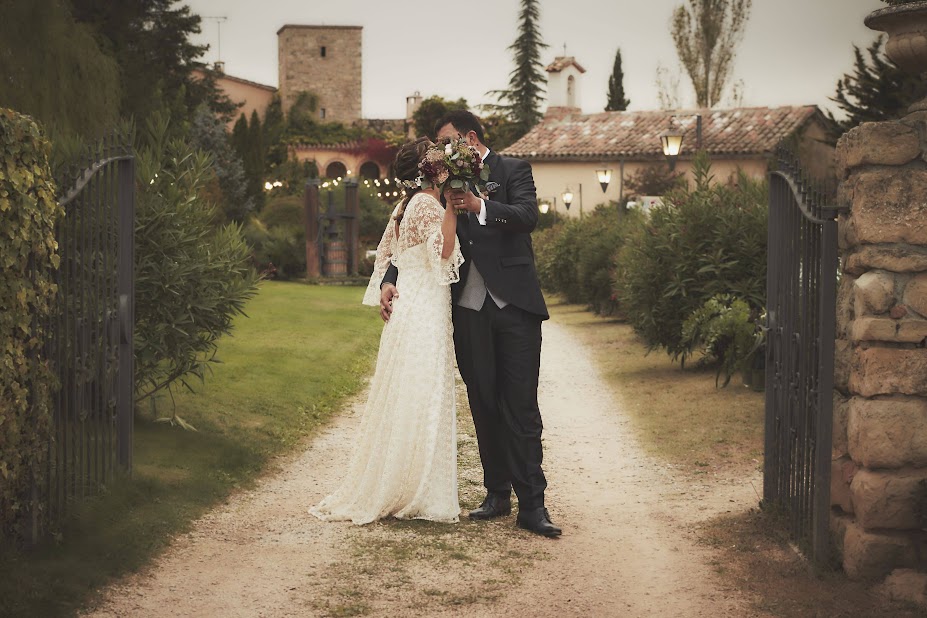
left=671, top=0, right=751, bottom=108
left=486, top=0, right=548, bottom=137
left=827, top=36, right=927, bottom=134
left=605, top=48, right=631, bottom=112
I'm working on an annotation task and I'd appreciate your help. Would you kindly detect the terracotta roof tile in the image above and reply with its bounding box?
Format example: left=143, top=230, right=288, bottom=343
left=545, top=56, right=586, bottom=73
left=501, top=105, right=821, bottom=160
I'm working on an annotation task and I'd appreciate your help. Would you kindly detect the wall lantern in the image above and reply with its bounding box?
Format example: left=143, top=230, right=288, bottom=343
left=595, top=168, right=612, bottom=193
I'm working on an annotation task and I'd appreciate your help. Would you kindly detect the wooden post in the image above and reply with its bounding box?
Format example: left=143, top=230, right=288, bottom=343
left=345, top=178, right=359, bottom=276
left=305, top=179, right=320, bottom=278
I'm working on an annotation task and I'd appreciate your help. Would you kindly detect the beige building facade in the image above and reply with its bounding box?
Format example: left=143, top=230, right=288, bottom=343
left=192, top=67, right=276, bottom=130
left=504, top=56, right=836, bottom=218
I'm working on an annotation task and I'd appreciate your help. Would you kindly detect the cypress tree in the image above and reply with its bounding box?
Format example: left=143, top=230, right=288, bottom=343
left=247, top=110, right=265, bottom=205
left=605, top=48, right=631, bottom=112
left=232, top=113, right=248, bottom=158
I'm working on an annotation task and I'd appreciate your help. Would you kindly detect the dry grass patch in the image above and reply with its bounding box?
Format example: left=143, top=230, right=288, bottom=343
left=549, top=300, right=764, bottom=477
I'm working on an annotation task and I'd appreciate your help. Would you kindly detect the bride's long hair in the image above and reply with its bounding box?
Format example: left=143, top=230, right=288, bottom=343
left=392, top=137, right=434, bottom=225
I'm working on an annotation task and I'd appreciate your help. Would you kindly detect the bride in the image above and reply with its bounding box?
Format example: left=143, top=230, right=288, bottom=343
left=310, top=137, right=464, bottom=524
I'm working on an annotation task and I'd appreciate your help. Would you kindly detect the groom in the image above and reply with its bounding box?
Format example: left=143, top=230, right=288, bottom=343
left=380, top=110, right=560, bottom=537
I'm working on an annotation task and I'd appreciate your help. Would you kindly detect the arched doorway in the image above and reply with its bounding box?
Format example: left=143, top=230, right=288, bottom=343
left=359, top=161, right=380, bottom=180
left=325, top=161, right=348, bottom=179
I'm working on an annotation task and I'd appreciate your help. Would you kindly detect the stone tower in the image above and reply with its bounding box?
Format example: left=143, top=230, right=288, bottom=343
left=277, top=25, right=362, bottom=124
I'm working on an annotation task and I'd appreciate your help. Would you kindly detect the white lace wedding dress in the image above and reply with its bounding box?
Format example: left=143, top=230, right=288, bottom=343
left=310, top=192, right=464, bottom=524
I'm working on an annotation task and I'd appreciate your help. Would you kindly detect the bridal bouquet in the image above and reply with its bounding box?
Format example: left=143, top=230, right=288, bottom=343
left=418, top=137, right=491, bottom=197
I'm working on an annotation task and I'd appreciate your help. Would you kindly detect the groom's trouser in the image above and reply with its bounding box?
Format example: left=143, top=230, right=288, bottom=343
left=452, top=297, right=547, bottom=511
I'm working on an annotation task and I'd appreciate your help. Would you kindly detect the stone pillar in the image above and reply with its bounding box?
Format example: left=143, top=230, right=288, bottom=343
left=833, top=116, right=927, bottom=579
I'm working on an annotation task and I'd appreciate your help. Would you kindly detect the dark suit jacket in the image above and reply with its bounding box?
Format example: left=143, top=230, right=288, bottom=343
left=383, top=150, right=549, bottom=320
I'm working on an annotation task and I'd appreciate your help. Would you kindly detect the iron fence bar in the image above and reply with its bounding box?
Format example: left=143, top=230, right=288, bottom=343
left=813, top=216, right=838, bottom=563
left=763, top=177, right=781, bottom=505
left=116, top=157, right=135, bottom=472
left=92, top=167, right=100, bottom=492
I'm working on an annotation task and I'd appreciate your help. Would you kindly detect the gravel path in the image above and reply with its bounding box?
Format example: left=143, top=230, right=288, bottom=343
left=84, top=318, right=763, bottom=617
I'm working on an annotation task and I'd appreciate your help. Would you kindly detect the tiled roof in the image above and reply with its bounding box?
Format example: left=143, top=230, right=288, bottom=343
left=546, top=56, right=586, bottom=73
left=217, top=73, right=277, bottom=92
left=191, top=68, right=277, bottom=92
left=502, top=105, right=822, bottom=161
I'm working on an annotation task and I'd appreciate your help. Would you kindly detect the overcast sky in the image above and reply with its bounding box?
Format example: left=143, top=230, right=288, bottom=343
left=183, top=0, right=882, bottom=119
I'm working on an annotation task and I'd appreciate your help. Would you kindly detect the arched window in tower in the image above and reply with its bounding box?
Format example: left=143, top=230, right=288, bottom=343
left=359, top=161, right=380, bottom=180
left=325, top=161, right=347, bottom=179
left=567, top=75, right=575, bottom=108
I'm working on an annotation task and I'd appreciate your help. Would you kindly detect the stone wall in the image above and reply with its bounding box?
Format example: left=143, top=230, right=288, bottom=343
left=832, top=114, right=927, bottom=579
left=277, top=25, right=362, bottom=124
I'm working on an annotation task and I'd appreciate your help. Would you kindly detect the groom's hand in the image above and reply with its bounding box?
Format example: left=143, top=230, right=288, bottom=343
left=380, top=283, right=398, bottom=322
left=444, top=188, right=480, bottom=214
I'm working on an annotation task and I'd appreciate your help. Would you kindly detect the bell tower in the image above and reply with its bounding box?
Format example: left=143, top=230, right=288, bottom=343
left=545, top=56, right=586, bottom=115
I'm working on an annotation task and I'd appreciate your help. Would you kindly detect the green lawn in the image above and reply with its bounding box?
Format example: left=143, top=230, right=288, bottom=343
left=0, top=281, right=383, bottom=618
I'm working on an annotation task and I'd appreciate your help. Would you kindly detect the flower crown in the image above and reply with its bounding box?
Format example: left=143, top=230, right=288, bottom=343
left=397, top=177, right=422, bottom=190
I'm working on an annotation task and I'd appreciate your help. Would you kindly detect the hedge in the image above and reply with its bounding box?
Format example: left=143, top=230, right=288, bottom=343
left=0, top=108, right=63, bottom=543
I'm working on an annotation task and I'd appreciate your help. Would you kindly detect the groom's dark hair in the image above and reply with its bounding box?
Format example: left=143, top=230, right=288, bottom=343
left=434, top=110, right=486, bottom=145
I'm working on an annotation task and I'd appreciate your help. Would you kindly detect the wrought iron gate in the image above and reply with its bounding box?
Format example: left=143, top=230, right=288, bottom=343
left=763, top=150, right=841, bottom=564
left=45, top=134, right=135, bottom=521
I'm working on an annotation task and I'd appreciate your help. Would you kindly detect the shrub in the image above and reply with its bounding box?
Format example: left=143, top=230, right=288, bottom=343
left=614, top=152, right=767, bottom=361
left=244, top=218, right=306, bottom=280
left=260, top=195, right=303, bottom=228
left=188, top=106, right=254, bottom=223
left=533, top=204, right=644, bottom=315
left=539, top=219, right=584, bottom=302
left=134, top=114, right=260, bottom=414
left=246, top=185, right=392, bottom=279
left=537, top=208, right=566, bottom=230
left=250, top=195, right=306, bottom=278
left=0, top=109, right=62, bottom=542
left=680, top=295, right=764, bottom=386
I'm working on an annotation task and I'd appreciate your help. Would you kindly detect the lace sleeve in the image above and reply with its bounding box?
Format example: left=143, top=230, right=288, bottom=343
left=362, top=205, right=400, bottom=306
left=403, top=193, right=463, bottom=286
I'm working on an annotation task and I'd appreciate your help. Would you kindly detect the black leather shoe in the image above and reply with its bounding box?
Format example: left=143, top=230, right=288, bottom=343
left=516, top=507, right=562, bottom=537
left=468, top=492, right=512, bottom=520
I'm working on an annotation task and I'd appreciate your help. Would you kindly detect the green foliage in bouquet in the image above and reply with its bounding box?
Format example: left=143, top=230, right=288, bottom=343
left=418, top=137, right=490, bottom=195
left=614, top=152, right=767, bottom=362
left=133, top=113, right=260, bottom=422
left=680, top=295, right=764, bottom=387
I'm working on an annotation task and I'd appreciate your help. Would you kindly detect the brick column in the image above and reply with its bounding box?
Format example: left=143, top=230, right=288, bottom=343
left=832, top=115, right=927, bottom=579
